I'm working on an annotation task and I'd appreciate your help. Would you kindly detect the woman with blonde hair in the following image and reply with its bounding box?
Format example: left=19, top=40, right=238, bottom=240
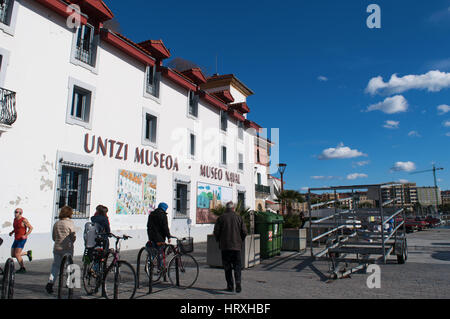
left=45, top=206, right=76, bottom=294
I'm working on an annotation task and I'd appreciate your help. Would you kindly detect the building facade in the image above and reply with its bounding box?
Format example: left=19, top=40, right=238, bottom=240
left=417, top=187, right=442, bottom=207
left=381, top=183, right=417, bottom=211
left=254, top=135, right=273, bottom=211
left=0, top=0, right=262, bottom=261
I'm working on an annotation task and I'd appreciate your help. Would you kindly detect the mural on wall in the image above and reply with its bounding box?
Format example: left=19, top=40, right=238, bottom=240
left=116, top=169, right=157, bottom=215
left=196, top=182, right=233, bottom=224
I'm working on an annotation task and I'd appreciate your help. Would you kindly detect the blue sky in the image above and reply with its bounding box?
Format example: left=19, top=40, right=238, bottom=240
left=107, top=0, right=450, bottom=191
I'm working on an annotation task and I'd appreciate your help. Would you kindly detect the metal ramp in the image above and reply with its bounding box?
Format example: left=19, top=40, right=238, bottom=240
left=307, top=183, right=408, bottom=279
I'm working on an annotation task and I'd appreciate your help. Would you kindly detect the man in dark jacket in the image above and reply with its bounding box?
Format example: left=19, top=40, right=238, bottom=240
left=147, top=203, right=171, bottom=269
left=213, top=202, right=247, bottom=293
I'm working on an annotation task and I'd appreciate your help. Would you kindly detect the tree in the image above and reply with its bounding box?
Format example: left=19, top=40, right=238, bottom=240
left=276, top=190, right=303, bottom=215
left=103, top=19, right=122, bottom=33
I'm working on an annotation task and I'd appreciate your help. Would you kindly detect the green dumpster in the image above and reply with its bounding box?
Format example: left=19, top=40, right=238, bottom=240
left=255, top=211, right=284, bottom=259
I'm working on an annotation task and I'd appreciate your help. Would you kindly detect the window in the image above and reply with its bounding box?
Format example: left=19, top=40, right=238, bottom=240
left=238, top=153, right=244, bottom=171
left=71, top=86, right=91, bottom=122
left=188, top=90, right=198, bottom=117
left=238, top=121, right=244, bottom=140
left=257, top=173, right=262, bottom=185
left=190, top=133, right=196, bottom=157
left=220, top=110, right=228, bottom=132
left=221, top=146, right=227, bottom=165
left=57, top=165, right=90, bottom=219
left=257, top=149, right=261, bottom=163
left=145, top=113, right=157, bottom=144
left=238, top=191, right=246, bottom=208
left=175, top=183, right=188, bottom=218
left=146, top=65, right=160, bottom=98
left=0, top=0, right=13, bottom=26
left=74, top=24, right=97, bottom=67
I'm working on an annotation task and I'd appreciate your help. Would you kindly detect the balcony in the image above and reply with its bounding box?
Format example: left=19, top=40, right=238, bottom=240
left=0, top=87, right=17, bottom=127
left=255, top=184, right=271, bottom=195
left=0, top=0, right=12, bottom=25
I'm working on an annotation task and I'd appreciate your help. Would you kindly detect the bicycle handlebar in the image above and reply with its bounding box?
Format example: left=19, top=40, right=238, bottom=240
left=98, top=233, right=132, bottom=240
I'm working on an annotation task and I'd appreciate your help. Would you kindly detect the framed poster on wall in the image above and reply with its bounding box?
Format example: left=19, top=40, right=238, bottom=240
left=196, top=182, right=233, bottom=224
left=116, top=169, right=157, bottom=215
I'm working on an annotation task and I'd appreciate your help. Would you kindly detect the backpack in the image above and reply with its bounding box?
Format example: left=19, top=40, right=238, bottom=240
left=84, top=222, right=101, bottom=248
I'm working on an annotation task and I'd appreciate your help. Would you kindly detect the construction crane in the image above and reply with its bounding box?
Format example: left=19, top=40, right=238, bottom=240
left=410, top=164, right=444, bottom=214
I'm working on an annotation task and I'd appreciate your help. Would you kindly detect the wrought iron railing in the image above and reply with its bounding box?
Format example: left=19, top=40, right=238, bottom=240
left=255, top=184, right=271, bottom=194
left=0, top=0, right=12, bottom=25
left=0, top=87, right=17, bottom=126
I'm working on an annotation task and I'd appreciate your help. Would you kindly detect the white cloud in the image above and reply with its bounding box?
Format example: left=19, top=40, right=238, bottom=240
left=366, top=70, right=450, bottom=95
left=391, top=161, right=416, bottom=172
left=444, top=121, right=450, bottom=127
left=300, top=187, right=309, bottom=192
left=408, top=130, right=421, bottom=137
left=311, top=176, right=338, bottom=180
left=318, top=76, right=328, bottom=82
left=438, top=104, right=450, bottom=115
left=318, top=143, right=367, bottom=160
left=383, top=120, right=400, bottom=129
left=353, top=160, right=370, bottom=167
left=398, top=179, right=409, bottom=184
left=347, top=173, right=368, bottom=180
left=366, top=95, right=408, bottom=114
left=446, top=133, right=450, bottom=137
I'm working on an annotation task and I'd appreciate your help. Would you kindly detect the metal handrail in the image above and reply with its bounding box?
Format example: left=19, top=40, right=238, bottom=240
left=0, top=87, right=17, bottom=126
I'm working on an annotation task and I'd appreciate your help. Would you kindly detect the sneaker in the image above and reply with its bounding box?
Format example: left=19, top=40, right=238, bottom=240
left=16, top=267, right=26, bottom=274
left=45, top=283, right=54, bottom=294
left=27, top=250, right=33, bottom=262
left=235, top=284, right=242, bottom=293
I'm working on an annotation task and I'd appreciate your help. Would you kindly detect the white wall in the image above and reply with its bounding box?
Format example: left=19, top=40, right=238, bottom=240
left=0, top=0, right=256, bottom=261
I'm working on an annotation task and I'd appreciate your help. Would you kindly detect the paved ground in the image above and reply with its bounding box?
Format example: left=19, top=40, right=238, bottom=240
left=8, top=227, right=450, bottom=299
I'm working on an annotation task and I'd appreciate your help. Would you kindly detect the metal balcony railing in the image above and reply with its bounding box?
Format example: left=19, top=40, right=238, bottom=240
left=0, top=87, right=17, bottom=126
left=255, top=184, right=271, bottom=194
left=0, top=0, right=12, bottom=25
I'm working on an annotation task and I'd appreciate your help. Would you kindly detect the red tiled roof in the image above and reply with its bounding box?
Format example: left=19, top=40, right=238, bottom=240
left=100, top=30, right=156, bottom=66
left=181, top=68, right=207, bottom=85
left=212, top=90, right=234, bottom=103
left=230, top=102, right=250, bottom=114
left=138, top=40, right=171, bottom=60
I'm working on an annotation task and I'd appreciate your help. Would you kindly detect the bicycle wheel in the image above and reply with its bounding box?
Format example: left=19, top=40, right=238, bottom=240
left=104, top=261, right=137, bottom=299
left=58, top=255, right=74, bottom=299
left=147, top=250, right=163, bottom=284
left=82, top=261, right=100, bottom=296
left=168, top=253, right=199, bottom=289
left=1, top=259, right=15, bottom=299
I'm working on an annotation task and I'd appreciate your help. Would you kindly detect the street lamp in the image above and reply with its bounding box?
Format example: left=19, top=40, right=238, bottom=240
left=278, top=163, right=287, bottom=215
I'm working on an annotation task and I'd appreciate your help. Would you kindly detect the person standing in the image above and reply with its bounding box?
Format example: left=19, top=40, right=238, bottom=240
left=91, top=205, right=111, bottom=251
left=45, top=206, right=76, bottom=294
left=146, top=202, right=171, bottom=271
left=213, top=202, right=247, bottom=293
left=9, top=208, right=33, bottom=273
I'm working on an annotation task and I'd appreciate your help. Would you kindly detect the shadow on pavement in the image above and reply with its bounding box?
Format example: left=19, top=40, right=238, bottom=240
left=431, top=251, right=450, bottom=261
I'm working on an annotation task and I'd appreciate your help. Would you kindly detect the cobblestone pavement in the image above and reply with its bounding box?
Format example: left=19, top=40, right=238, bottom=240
left=8, top=227, right=450, bottom=299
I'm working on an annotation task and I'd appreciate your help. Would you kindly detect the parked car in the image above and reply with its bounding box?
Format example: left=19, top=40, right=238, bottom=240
left=424, top=216, right=441, bottom=227
left=406, top=217, right=427, bottom=231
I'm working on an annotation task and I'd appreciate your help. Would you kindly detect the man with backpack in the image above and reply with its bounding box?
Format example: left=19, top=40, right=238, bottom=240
left=146, top=203, right=171, bottom=270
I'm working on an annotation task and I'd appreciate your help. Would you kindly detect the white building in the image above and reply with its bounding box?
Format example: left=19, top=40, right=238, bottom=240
left=417, top=187, right=442, bottom=207
left=0, top=0, right=263, bottom=261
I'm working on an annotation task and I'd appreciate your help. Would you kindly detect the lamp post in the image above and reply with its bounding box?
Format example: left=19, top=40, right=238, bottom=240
left=278, top=163, right=287, bottom=215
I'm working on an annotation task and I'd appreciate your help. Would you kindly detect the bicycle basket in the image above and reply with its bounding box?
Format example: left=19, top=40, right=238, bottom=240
left=177, top=237, right=194, bottom=253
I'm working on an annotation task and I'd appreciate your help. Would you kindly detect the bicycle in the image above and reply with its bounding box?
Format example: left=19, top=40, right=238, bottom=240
left=57, top=254, right=74, bottom=299
left=82, top=233, right=137, bottom=299
left=0, top=238, right=14, bottom=299
left=137, top=236, right=199, bottom=290
left=1, top=259, right=15, bottom=299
